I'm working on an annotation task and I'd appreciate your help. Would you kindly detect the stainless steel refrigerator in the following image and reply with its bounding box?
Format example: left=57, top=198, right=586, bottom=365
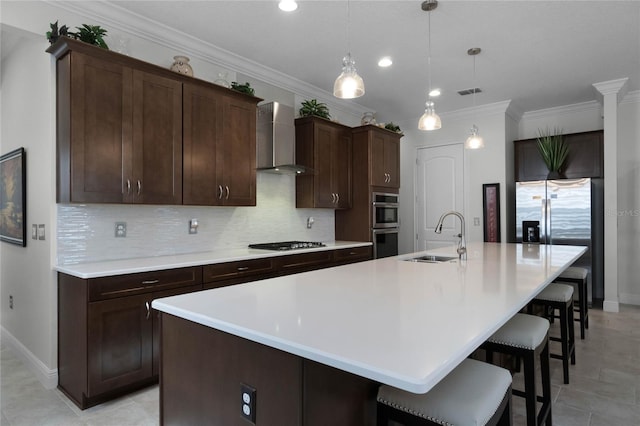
left=515, top=178, right=604, bottom=304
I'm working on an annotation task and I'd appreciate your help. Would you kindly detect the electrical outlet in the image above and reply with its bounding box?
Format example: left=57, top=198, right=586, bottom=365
left=32, top=224, right=37, bottom=240
left=473, top=217, right=480, bottom=226
left=189, top=219, right=198, bottom=234
left=240, top=383, right=256, bottom=424
left=115, top=222, right=127, bottom=238
left=9, top=295, right=13, bottom=309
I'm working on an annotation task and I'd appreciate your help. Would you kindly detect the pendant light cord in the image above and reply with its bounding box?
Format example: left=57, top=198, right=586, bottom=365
left=427, top=10, right=432, bottom=96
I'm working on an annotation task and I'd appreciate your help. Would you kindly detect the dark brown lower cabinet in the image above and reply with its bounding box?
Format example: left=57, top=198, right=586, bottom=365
left=87, top=294, right=152, bottom=397
left=160, top=313, right=378, bottom=426
left=58, top=268, right=202, bottom=409
left=58, top=247, right=371, bottom=409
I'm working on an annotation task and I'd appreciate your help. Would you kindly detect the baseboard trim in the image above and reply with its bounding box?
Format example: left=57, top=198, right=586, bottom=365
left=1, top=326, right=58, bottom=389
left=602, top=300, right=620, bottom=313
left=619, top=293, right=640, bottom=306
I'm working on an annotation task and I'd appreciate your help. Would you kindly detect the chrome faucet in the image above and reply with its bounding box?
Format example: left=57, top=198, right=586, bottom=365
left=435, top=211, right=467, bottom=260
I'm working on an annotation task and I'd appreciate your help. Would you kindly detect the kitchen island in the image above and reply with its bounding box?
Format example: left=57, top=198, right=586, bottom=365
left=153, top=242, right=586, bottom=425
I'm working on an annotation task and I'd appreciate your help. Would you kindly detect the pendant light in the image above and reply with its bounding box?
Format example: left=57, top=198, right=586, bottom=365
left=333, top=0, right=365, bottom=99
left=418, top=0, right=441, bottom=131
left=465, top=47, right=484, bottom=149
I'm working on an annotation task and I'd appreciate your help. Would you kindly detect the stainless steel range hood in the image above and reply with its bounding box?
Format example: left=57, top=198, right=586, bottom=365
left=256, top=101, right=309, bottom=174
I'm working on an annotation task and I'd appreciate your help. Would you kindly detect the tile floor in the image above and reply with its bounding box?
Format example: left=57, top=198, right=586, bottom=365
left=1, top=305, right=639, bottom=425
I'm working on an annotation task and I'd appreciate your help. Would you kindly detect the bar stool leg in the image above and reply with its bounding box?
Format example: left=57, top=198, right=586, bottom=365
left=569, top=299, right=576, bottom=365
left=578, top=280, right=587, bottom=339
left=540, top=339, right=552, bottom=426
left=523, top=351, right=537, bottom=426
left=559, top=303, right=570, bottom=384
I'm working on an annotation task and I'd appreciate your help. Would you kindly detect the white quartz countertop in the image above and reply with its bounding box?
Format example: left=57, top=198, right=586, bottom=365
left=153, top=242, right=586, bottom=394
left=55, top=241, right=371, bottom=279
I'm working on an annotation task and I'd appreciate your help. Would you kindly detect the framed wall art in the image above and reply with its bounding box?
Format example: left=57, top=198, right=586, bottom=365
left=482, top=183, right=500, bottom=243
left=0, top=147, right=26, bottom=246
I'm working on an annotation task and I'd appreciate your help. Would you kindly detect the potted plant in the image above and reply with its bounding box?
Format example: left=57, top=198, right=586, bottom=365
left=384, top=122, right=402, bottom=134
left=299, top=99, right=331, bottom=119
left=536, top=127, right=568, bottom=179
left=46, top=21, right=109, bottom=49
left=230, top=81, right=255, bottom=96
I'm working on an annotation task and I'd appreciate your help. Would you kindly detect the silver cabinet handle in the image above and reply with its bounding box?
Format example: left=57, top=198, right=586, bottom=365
left=225, top=186, right=230, bottom=200
left=141, top=279, right=159, bottom=285
left=145, top=301, right=150, bottom=320
left=336, top=193, right=340, bottom=203
left=137, top=180, right=141, bottom=195
left=126, top=179, right=131, bottom=194
left=237, top=266, right=249, bottom=271
left=217, top=185, right=223, bottom=199
left=331, top=193, right=336, bottom=203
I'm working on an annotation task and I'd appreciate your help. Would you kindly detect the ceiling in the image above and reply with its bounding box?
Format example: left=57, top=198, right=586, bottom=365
left=64, top=1, right=640, bottom=122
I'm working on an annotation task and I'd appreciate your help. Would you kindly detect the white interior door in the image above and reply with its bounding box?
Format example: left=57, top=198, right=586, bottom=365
left=415, top=144, right=464, bottom=251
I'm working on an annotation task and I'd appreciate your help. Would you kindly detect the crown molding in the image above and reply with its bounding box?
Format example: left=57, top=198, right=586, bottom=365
left=440, top=100, right=513, bottom=122
left=592, top=78, right=630, bottom=104
left=521, top=100, right=601, bottom=121
left=44, top=0, right=371, bottom=117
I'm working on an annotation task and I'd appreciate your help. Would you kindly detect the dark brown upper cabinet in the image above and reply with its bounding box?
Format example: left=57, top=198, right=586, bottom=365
left=353, top=125, right=401, bottom=189
left=295, top=116, right=352, bottom=209
left=514, top=130, right=603, bottom=182
left=48, top=37, right=260, bottom=206
left=183, top=82, right=257, bottom=206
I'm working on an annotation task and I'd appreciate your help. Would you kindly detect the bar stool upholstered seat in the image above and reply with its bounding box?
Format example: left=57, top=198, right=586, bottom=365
left=554, top=266, right=589, bottom=339
left=377, top=358, right=512, bottom=426
left=481, top=313, right=552, bottom=426
left=530, top=283, right=576, bottom=384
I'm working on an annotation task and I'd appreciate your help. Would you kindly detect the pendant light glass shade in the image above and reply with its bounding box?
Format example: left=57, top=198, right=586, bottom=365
left=418, top=101, right=441, bottom=130
left=465, top=124, right=484, bottom=149
left=333, top=53, right=365, bottom=99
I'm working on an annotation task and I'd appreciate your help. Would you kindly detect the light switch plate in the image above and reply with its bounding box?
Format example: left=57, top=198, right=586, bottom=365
left=32, top=224, right=37, bottom=240
left=37, top=224, right=45, bottom=240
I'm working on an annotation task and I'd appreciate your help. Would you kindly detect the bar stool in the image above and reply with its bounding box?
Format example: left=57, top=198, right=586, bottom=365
left=481, top=313, right=552, bottom=426
left=377, top=358, right=512, bottom=426
left=554, top=266, right=589, bottom=339
left=529, top=283, right=576, bottom=384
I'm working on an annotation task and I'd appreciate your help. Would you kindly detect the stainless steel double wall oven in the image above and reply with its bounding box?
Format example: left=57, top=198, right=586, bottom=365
left=372, top=192, right=399, bottom=258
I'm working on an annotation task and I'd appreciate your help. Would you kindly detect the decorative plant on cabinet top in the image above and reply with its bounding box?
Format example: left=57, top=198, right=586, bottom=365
left=536, top=127, right=568, bottom=179
left=299, top=99, right=331, bottom=120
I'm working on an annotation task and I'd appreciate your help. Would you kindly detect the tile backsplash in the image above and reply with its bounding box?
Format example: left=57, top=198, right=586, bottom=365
left=57, top=173, right=335, bottom=265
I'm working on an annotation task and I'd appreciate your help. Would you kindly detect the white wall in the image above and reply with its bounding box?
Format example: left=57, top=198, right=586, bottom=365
left=0, top=27, right=57, bottom=386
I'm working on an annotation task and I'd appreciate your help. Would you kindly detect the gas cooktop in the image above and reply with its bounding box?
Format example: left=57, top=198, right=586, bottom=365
left=248, top=241, right=326, bottom=251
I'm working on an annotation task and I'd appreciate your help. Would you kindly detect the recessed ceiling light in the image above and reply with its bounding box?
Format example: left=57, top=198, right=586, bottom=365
left=278, top=1, right=298, bottom=12
left=429, top=88, right=441, bottom=97
left=378, top=57, right=393, bottom=67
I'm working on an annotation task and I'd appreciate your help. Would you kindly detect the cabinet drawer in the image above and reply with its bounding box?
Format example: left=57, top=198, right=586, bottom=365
left=275, top=251, right=333, bottom=275
left=333, top=246, right=372, bottom=265
left=89, top=267, right=202, bottom=302
left=203, top=258, right=275, bottom=283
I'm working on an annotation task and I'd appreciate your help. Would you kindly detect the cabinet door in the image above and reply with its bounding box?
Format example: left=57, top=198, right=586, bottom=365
left=314, top=123, right=337, bottom=208
left=333, top=129, right=352, bottom=209
left=371, top=132, right=400, bottom=188
left=183, top=83, right=223, bottom=205
left=88, top=295, right=152, bottom=396
left=130, top=70, right=183, bottom=204
left=219, top=97, right=257, bottom=206
left=68, top=53, right=132, bottom=203
left=384, top=136, right=400, bottom=188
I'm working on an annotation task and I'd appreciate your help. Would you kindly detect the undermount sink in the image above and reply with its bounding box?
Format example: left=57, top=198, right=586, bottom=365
left=405, top=255, right=458, bottom=263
